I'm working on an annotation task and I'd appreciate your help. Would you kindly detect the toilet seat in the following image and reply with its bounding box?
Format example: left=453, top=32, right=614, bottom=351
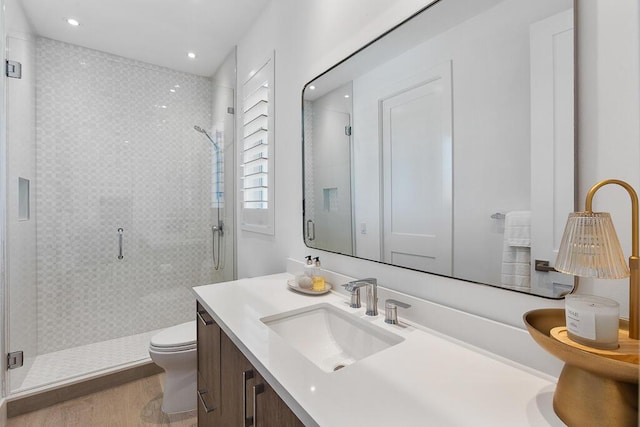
left=150, top=321, right=196, bottom=353
left=149, top=342, right=196, bottom=353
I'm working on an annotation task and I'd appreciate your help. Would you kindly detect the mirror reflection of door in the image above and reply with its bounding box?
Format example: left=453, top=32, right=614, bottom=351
left=306, top=83, right=354, bottom=254
left=381, top=63, right=452, bottom=274
left=529, top=9, right=574, bottom=295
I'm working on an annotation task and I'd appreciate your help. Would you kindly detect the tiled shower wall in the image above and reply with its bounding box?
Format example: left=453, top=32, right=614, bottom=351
left=36, top=38, right=214, bottom=353
left=303, top=100, right=315, bottom=240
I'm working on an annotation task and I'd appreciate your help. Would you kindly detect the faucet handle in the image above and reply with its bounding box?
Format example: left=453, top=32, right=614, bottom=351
left=343, top=282, right=363, bottom=292
left=342, top=283, right=362, bottom=308
left=384, top=299, right=411, bottom=324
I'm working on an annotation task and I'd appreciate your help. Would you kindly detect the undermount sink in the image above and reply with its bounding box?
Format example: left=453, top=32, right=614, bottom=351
left=261, top=303, right=404, bottom=372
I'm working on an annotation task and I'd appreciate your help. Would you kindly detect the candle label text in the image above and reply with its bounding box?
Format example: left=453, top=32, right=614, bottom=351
left=566, top=307, right=596, bottom=340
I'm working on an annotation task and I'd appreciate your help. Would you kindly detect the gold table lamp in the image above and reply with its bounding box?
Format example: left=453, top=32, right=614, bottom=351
left=524, top=179, right=639, bottom=427
left=556, top=179, right=638, bottom=338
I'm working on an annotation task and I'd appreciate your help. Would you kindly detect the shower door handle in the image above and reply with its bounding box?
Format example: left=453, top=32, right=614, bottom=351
left=306, top=219, right=315, bottom=241
left=117, top=228, right=124, bottom=260
left=212, top=222, right=224, bottom=271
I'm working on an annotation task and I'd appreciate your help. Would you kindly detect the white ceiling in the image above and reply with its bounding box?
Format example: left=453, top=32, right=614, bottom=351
left=18, top=0, right=270, bottom=77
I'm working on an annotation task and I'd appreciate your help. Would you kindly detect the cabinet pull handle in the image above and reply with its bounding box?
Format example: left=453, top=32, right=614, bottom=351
left=197, top=388, right=216, bottom=413
left=243, top=369, right=255, bottom=426
left=252, top=383, right=265, bottom=427
left=197, top=310, right=214, bottom=326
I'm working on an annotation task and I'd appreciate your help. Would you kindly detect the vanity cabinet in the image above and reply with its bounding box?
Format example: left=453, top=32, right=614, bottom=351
left=253, top=368, right=305, bottom=427
left=197, top=303, right=304, bottom=427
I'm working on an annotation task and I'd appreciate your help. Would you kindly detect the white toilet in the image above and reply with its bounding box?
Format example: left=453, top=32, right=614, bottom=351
left=148, top=321, right=197, bottom=414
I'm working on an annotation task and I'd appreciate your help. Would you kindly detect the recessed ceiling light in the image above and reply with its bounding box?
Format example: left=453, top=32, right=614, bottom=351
left=169, top=89, right=176, bottom=93
left=66, top=18, right=80, bottom=26
left=309, top=85, right=316, bottom=90
left=344, top=94, right=350, bottom=98
left=187, top=52, right=196, bottom=59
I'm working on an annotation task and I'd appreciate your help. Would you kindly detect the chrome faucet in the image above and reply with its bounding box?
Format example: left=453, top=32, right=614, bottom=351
left=342, top=278, right=378, bottom=316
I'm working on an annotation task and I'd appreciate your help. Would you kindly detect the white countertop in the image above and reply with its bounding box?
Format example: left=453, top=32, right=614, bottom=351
left=193, top=273, right=565, bottom=427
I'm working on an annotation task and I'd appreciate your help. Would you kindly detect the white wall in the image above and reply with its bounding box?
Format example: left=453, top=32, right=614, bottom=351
left=575, top=1, right=640, bottom=315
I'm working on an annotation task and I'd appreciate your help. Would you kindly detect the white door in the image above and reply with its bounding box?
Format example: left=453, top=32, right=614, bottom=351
left=312, top=109, right=353, bottom=254
left=530, top=9, right=574, bottom=295
left=381, top=63, right=452, bottom=274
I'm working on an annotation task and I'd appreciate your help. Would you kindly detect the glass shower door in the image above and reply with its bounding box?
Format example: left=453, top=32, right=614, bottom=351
left=6, top=35, right=235, bottom=393
left=210, top=84, right=236, bottom=284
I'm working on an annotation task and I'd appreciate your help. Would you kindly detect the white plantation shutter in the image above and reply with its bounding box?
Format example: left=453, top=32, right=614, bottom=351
left=240, top=53, right=275, bottom=234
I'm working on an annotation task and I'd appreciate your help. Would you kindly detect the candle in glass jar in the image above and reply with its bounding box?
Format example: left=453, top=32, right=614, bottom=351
left=565, top=294, right=619, bottom=349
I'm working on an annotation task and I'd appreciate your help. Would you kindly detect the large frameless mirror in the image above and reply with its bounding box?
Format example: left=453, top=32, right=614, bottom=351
left=302, top=0, right=576, bottom=298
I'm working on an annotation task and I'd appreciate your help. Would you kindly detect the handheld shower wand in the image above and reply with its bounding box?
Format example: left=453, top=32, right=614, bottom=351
left=193, top=125, right=220, bottom=151
left=194, top=125, right=224, bottom=270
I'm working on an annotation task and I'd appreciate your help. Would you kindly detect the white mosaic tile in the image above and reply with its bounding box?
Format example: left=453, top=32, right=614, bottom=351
left=12, top=328, right=162, bottom=393
left=35, top=38, right=215, bottom=353
left=303, top=101, right=315, bottom=226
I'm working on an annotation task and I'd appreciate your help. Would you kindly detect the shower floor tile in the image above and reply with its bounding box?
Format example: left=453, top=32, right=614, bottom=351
left=12, top=329, right=163, bottom=394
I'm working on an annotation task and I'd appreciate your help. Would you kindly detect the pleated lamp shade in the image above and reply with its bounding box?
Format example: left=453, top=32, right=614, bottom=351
left=555, top=212, right=630, bottom=279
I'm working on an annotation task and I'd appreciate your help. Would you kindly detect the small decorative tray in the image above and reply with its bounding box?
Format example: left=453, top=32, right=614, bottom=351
left=550, top=326, right=639, bottom=364
left=287, top=279, right=332, bottom=295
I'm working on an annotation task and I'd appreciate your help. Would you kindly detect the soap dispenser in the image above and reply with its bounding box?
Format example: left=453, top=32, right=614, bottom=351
left=312, top=256, right=325, bottom=291
left=304, top=255, right=314, bottom=277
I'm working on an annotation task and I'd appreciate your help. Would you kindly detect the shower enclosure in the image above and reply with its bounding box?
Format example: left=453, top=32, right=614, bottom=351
left=5, top=28, right=236, bottom=395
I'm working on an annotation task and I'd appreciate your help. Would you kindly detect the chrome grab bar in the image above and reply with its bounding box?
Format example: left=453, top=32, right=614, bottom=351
left=117, top=228, right=124, bottom=260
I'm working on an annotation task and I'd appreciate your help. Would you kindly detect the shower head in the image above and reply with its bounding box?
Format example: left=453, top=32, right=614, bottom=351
left=193, top=125, right=220, bottom=151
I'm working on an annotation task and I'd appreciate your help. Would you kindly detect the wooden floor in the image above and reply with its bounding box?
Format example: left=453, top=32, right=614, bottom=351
left=7, top=373, right=197, bottom=427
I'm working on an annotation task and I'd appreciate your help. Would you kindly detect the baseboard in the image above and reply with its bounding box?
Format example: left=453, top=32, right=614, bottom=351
left=0, top=398, right=7, bottom=427
left=7, top=362, right=163, bottom=418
